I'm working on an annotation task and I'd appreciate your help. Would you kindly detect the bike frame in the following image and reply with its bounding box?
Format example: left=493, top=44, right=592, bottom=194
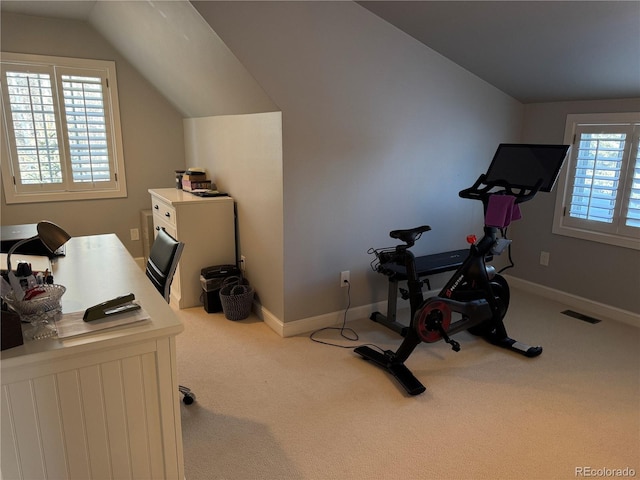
left=355, top=181, right=543, bottom=395
left=355, top=143, right=570, bottom=395
left=392, top=226, right=500, bottom=363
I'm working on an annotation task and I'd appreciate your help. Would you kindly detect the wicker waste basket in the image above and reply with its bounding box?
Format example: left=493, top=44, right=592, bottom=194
left=219, top=278, right=254, bottom=321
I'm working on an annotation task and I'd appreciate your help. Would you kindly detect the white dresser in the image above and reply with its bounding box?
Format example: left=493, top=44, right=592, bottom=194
left=149, top=188, right=236, bottom=309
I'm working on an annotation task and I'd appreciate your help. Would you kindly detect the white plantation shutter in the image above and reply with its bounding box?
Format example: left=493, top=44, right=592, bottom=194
left=554, top=113, right=640, bottom=249
left=1, top=53, right=126, bottom=203
left=622, top=131, right=640, bottom=230
left=567, top=126, right=629, bottom=226
left=59, top=72, right=113, bottom=186
left=4, top=69, right=64, bottom=187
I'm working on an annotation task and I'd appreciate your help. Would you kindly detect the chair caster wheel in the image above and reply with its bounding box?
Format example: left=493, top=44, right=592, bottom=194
left=179, top=385, right=196, bottom=405
left=182, top=392, right=196, bottom=405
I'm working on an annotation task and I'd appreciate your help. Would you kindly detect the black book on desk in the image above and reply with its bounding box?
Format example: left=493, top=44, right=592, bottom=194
left=0, top=224, right=66, bottom=257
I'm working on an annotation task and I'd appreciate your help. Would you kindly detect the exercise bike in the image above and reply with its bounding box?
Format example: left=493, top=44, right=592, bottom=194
left=355, top=143, right=570, bottom=395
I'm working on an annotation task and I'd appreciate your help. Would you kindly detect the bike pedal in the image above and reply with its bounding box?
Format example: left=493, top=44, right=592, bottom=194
left=447, top=339, right=461, bottom=352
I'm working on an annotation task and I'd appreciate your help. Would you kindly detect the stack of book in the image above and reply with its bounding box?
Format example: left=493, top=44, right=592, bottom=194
left=181, top=169, right=212, bottom=191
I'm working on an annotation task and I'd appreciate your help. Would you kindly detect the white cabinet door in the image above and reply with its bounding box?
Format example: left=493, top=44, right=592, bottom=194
left=1, top=338, right=182, bottom=480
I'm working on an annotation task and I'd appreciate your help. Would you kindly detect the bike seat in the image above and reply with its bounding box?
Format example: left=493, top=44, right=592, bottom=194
left=389, top=225, right=431, bottom=246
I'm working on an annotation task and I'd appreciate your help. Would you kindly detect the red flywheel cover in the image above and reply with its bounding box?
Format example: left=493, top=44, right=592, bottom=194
left=415, top=299, right=452, bottom=343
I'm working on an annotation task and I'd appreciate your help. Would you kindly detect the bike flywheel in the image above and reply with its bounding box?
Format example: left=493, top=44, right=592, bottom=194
left=415, top=299, right=452, bottom=343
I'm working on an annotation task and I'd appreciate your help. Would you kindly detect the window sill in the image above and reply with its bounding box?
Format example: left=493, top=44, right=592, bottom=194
left=2, top=188, right=128, bottom=205
left=552, top=223, right=640, bottom=250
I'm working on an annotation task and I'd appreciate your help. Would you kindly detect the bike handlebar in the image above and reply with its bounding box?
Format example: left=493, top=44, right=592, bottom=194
left=375, top=175, right=543, bottom=254
left=458, top=174, right=543, bottom=205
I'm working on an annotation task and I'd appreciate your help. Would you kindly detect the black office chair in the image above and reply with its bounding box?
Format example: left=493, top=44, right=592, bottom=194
left=146, top=228, right=195, bottom=405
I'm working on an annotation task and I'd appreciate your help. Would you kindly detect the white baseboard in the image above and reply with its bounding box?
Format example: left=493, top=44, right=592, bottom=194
left=255, top=301, right=387, bottom=338
left=133, top=256, right=145, bottom=270
left=256, top=277, right=639, bottom=337
left=504, top=275, right=640, bottom=328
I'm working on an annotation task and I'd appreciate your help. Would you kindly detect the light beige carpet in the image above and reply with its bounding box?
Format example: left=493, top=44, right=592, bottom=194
left=175, top=288, right=639, bottom=480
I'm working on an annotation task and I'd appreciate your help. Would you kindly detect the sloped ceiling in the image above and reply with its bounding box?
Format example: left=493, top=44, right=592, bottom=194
left=1, top=0, right=95, bottom=19
left=358, top=1, right=640, bottom=103
left=2, top=0, right=639, bottom=108
left=88, top=1, right=277, bottom=117
left=1, top=0, right=277, bottom=117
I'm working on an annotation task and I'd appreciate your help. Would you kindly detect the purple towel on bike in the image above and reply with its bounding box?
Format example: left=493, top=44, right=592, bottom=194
left=485, top=194, right=522, bottom=228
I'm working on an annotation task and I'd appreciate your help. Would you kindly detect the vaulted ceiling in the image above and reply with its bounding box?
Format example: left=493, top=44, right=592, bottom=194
left=358, top=1, right=640, bottom=103
left=2, top=0, right=639, bottom=104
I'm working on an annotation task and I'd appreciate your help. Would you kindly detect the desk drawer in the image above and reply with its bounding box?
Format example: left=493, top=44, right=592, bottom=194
left=151, top=199, right=176, bottom=227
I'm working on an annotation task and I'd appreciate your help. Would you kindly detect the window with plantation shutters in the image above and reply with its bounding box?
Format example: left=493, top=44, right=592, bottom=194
left=1, top=53, right=127, bottom=203
left=553, top=113, right=640, bottom=250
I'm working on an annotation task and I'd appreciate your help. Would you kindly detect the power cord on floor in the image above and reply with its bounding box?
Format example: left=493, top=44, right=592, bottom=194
left=309, top=280, right=386, bottom=354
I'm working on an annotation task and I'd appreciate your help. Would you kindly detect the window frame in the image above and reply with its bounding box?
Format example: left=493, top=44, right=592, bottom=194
left=552, top=112, right=640, bottom=250
left=1, top=52, right=127, bottom=204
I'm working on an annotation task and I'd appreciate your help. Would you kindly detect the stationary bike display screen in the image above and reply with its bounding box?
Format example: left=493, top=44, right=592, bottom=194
left=484, top=144, right=570, bottom=192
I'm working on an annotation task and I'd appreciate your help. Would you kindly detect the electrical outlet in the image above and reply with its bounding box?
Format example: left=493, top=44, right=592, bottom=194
left=240, top=255, right=246, bottom=272
left=340, top=270, right=350, bottom=287
left=540, top=251, right=550, bottom=266
left=130, top=228, right=139, bottom=241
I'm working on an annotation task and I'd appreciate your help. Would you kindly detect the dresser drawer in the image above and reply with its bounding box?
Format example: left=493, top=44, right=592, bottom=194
left=151, top=198, right=176, bottom=226
left=152, top=215, right=177, bottom=240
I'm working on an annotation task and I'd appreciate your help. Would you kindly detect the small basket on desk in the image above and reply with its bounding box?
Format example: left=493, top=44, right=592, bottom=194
left=219, top=280, right=254, bottom=321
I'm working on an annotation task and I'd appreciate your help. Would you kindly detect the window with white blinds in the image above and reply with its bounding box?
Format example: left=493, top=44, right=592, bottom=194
left=1, top=53, right=127, bottom=203
left=553, top=113, right=640, bottom=250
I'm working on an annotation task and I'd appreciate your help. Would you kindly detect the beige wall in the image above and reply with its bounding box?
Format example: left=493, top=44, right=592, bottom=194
left=184, top=112, right=284, bottom=320
left=193, top=1, right=525, bottom=323
left=7, top=3, right=634, bottom=324
left=514, top=98, right=640, bottom=313
left=0, top=13, right=185, bottom=258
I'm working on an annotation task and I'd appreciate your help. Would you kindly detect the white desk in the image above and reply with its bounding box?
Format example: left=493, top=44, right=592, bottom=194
left=1, top=234, right=185, bottom=480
